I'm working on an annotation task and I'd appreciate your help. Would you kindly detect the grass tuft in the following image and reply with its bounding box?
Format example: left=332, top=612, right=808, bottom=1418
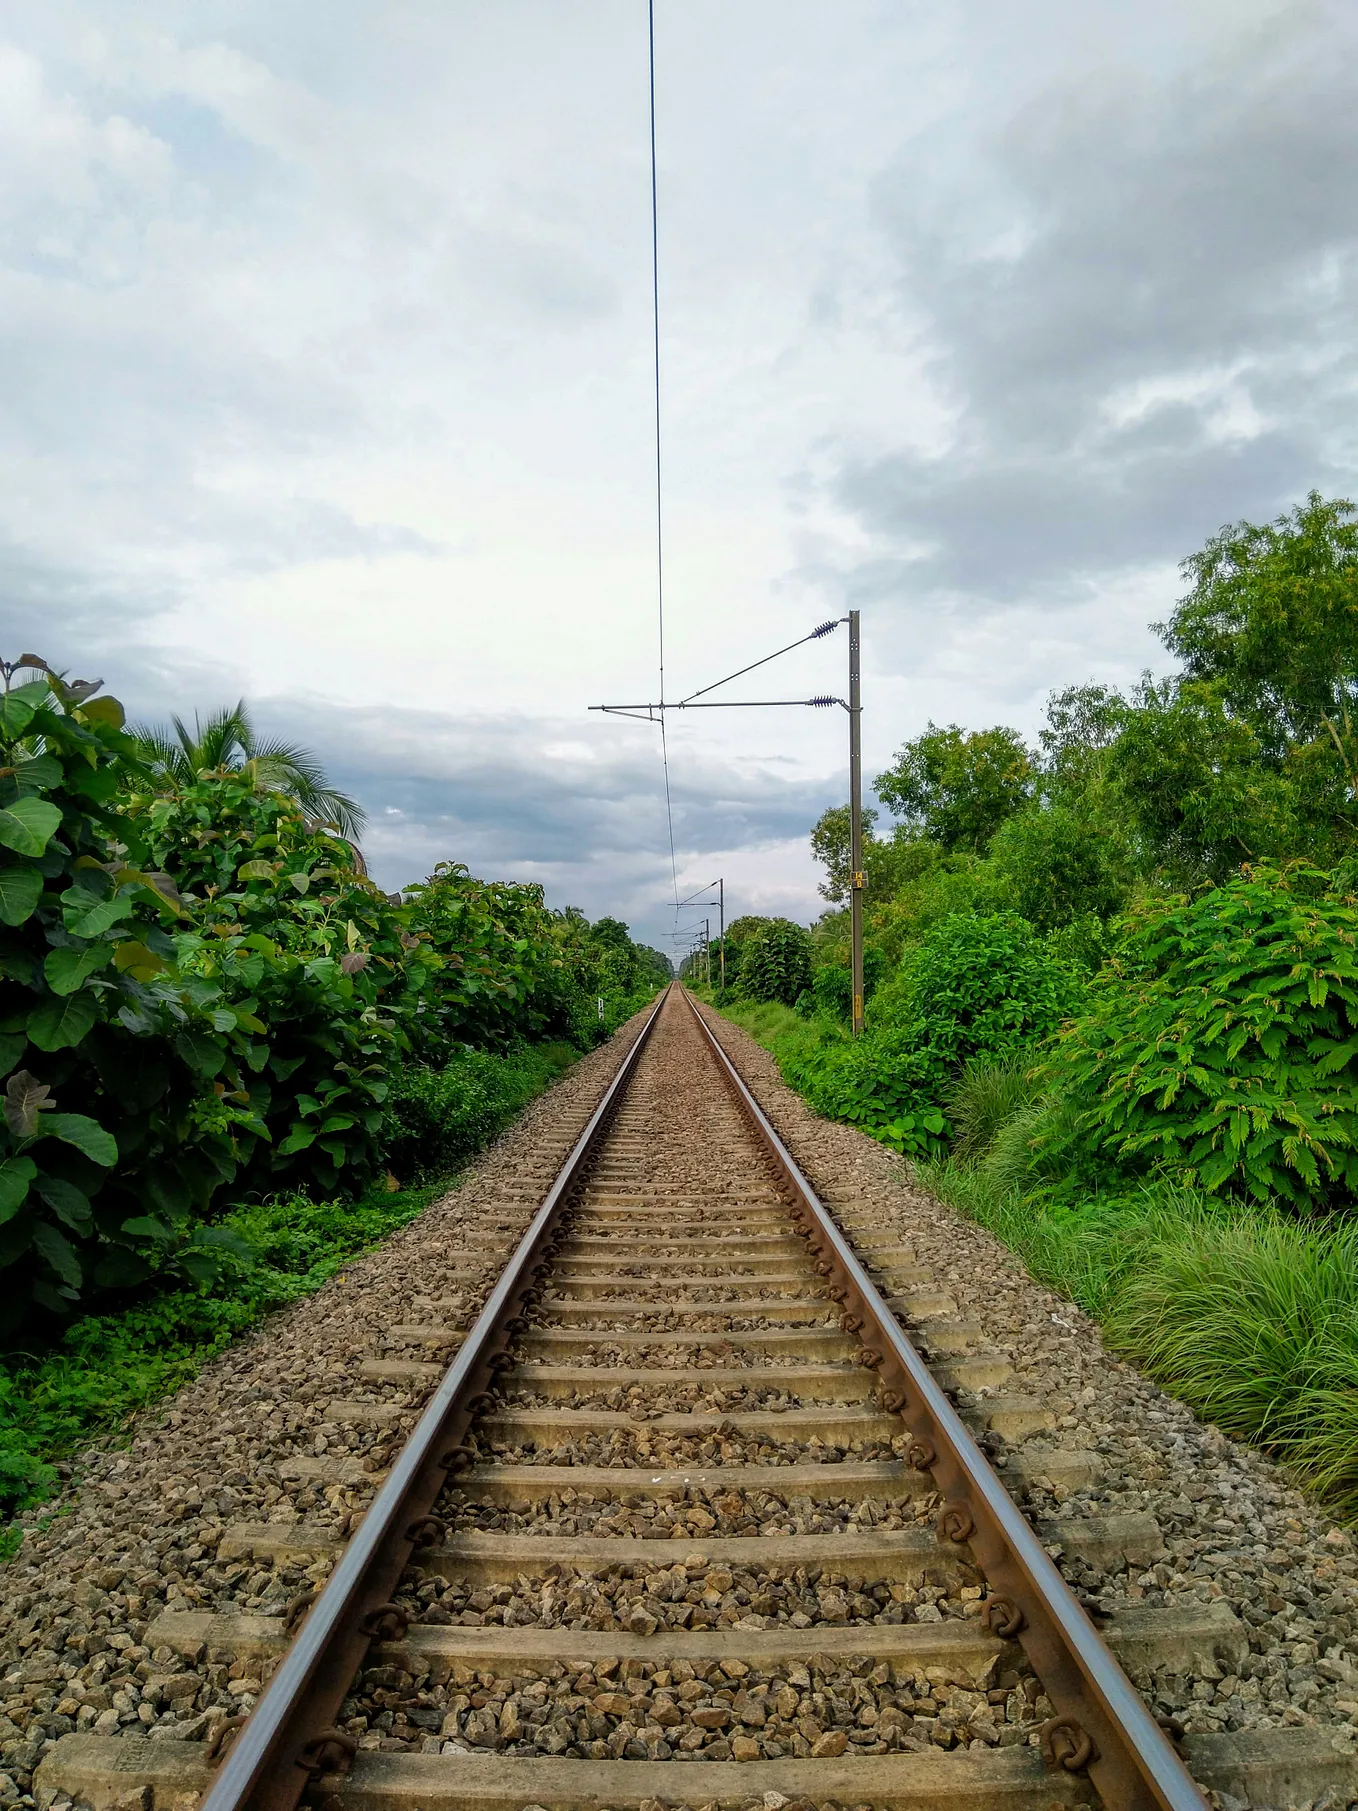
left=946, top=1059, right=1040, bottom=1165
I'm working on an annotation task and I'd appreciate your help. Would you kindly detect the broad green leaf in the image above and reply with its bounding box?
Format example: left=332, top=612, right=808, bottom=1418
left=174, top=1031, right=225, bottom=1077
left=35, top=1176, right=91, bottom=1231
left=27, top=990, right=99, bottom=1051
left=119, top=1215, right=171, bottom=1242
left=0, top=693, right=36, bottom=739
left=77, top=695, right=124, bottom=728
left=286, top=871, right=310, bottom=894
left=0, top=1156, right=36, bottom=1223
left=31, top=1221, right=81, bottom=1287
left=237, top=860, right=278, bottom=881
left=278, top=1125, right=316, bottom=1155
left=0, top=866, right=42, bottom=926
left=0, top=796, right=61, bottom=857
left=43, top=944, right=112, bottom=995
left=114, top=869, right=186, bottom=916
left=40, top=1112, right=117, bottom=1166
left=4, top=1069, right=53, bottom=1137
left=10, top=754, right=62, bottom=794
left=0, top=1033, right=24, bottom=1076
left=61, top=885, right=136, bottom=937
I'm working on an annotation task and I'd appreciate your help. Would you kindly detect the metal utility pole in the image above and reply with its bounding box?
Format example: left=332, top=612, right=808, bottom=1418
left=717, top=877, right=724, bottom=996
left=704, top=918, right=711, bottom=988
left=848, top=609, right=864, bottom=1037
left=674, top=879, right=726, bottom=995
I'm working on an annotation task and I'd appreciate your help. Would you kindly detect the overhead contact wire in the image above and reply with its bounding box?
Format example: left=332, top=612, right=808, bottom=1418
left=648, top=0, right=680, bottom=918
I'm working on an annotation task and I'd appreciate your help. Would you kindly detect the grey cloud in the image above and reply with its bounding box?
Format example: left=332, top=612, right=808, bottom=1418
left=286, top=702, right=833, bottom=869
left=268, top=700, right=837, bottom=944
left=840, top=11, right=1358, bottom=611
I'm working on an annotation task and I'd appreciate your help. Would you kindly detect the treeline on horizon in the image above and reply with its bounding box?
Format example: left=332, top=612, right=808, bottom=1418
left=0, top=663, right=670, bottom=1330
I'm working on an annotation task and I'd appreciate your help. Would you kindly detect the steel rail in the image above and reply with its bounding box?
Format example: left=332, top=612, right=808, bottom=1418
left=682, top=987, right=1208, bottom=1811
left=199, top=988, right=670, bottom=1811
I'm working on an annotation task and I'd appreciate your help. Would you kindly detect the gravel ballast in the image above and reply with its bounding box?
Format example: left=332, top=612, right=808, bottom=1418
left=0, top=1018, right=652, bottom=1805
left=9, top=990, right=1358, bottom=1811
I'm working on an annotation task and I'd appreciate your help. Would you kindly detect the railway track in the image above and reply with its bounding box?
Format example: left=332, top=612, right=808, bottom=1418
left=32, top=986, right=1358, bottom=1811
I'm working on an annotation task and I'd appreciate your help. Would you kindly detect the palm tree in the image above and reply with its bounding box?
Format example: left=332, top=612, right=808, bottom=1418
left=131, top=701, right=368, bottom=842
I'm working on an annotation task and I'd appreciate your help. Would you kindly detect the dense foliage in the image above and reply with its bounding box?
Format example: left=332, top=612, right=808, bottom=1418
left=1046, top=867, right=1358, bottom=1207
left=773, top=914, right=1079, bottom=1158
left=736, top=918, right=813, bottom=1006
left=713, top=491, right=1358, bottom=1514
left=0, top=657, right=666, bottom=1330
left=768, top=492, right=1358, bottom=1212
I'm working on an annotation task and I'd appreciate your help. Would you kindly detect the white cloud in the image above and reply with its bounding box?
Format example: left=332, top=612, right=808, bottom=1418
left=2, top=0, right=1356, bottom=947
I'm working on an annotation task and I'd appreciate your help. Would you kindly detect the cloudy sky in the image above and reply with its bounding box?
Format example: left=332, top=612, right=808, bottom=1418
left=4, top=1, right=1356, bottom=950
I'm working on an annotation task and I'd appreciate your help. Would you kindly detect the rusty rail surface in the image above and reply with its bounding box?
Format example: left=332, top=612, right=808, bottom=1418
left=682, top=986, right=1206, bottom=1811
left=198, top=991, right=669, bottom=1811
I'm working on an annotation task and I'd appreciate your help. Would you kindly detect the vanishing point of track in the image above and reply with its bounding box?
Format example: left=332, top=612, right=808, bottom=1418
left=41, top=987, right=1239, bottom=1809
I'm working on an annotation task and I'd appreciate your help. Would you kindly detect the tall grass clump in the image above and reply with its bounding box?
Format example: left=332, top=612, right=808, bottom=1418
left=1106, top=1209, right=1358, bottom=1514
left=946, top=1059, right=1039, bottom=1165
left=924, top=1148, right=1358, bottom=1518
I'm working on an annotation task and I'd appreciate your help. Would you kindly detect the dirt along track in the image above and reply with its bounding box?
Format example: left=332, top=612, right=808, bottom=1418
left=10, top=986, right=1358, bottom=1811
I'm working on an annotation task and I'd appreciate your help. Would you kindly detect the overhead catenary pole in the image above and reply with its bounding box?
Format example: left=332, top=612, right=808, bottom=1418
left=704, top=918, right=711, bottom=987
left=591, top=618, right=861, bottom=1028
left=718, top=877, right=725, bottom=996
left=849, top=609, right=864, bottom=1037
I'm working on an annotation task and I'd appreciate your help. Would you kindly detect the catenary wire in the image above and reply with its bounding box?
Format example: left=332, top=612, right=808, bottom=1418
left=647, top=0, right=679, bottom=921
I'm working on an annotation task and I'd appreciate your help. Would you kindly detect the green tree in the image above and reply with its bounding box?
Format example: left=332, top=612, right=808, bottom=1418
left=875, top=723, right=1034, bottom=853
left=1158, top=492, right=1358, bottom=755
left=736, top=918, right=813, bottom=1006
left=132, top=701, right=367, bottom=842
left=809, top=804, right=920, bottom=902
left=1109, top=678, right=1312, bottom=881
left=986, top=804, right=1127, bottom=930
left=1038, top=683, right=1132, bottom=803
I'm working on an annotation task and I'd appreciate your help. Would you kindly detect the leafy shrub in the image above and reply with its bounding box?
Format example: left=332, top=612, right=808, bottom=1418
left=781, top=1030, right=949, bottom=1158
left=404, top=862, right=586, bottom=1049
left=1046, top=865, right=1358, bottom=1206
left=809, top=964, right=852, bottom=1019
left=383, top=1042, right=577, bottom=1181
left=738, top=919, right=812, bottom=1006
left=0, top=658, right=663, bottom=1325
left=875, top=911, right=1084, bottom=1052
left=768, top=914, right=1081, bottom=1159
left=0, top=669, right=263, bottom=1317
left=132, top=768, right=444, bottom=1203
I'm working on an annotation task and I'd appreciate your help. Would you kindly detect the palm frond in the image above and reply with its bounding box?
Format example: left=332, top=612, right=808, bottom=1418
left=132, top=698, right=365, bottom=838
left=302, top=786, right=368, bottom=841
left=128, top=723, right=192, bottom=784
left=192, top=702, right=252, bottom=770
